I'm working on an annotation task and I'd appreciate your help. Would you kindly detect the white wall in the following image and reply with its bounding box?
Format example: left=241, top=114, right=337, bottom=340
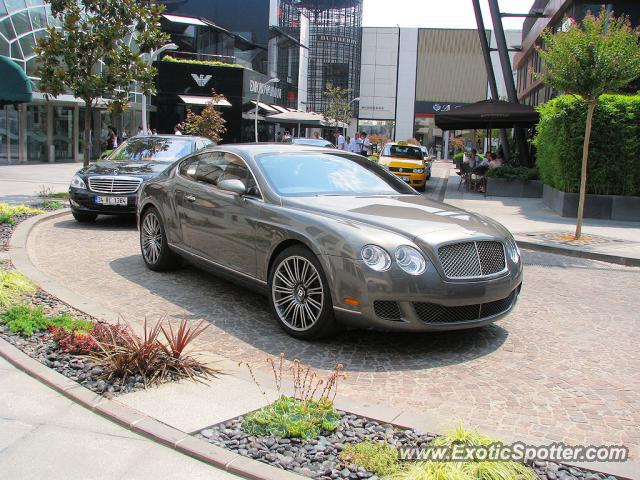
left=394, top=28, right=418, bottom=141
left=358, top=27, right=399, bottom=121
left=297, top=12, right=309, bottom=111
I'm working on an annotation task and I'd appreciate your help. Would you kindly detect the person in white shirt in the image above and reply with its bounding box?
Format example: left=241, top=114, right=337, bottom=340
left=335, top=130, right=346, bottom=150
left=174, top=125, right=183, bottom=135
left=360, top=132, right=372, bottom=156
left=348, top=133, right=359, bottom=153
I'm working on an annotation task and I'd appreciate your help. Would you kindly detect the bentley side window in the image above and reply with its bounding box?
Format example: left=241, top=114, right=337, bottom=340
left=178, top=156, right=199, bottom=180
left=195, top=152, right=261, bottom=198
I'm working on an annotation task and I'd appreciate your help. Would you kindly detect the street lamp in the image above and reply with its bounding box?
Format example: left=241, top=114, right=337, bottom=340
left=141, top=43, right=178, bottom=134
left=255, top=77, right=279, bottom=142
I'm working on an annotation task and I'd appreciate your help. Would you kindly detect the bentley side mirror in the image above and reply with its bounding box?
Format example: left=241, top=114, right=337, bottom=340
left=218, top=178, right=247, bottom=195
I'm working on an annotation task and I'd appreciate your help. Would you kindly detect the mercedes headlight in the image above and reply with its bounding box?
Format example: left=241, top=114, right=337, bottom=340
left=361, top=245, right=391, bottom=272
left=505, top=236, right=520, bottom=264
left=71, top=174, right=86, bottom=190
left=395, top=245, right=427, bottom=275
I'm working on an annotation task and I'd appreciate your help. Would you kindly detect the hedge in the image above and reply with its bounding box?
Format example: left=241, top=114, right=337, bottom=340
left=534, top=94, right=640, bottom=196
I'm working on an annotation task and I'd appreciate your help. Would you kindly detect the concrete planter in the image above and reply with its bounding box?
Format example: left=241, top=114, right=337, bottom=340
left=543, top=184, right=640, bottom=221
left=485, top=177, right=543, bottom=198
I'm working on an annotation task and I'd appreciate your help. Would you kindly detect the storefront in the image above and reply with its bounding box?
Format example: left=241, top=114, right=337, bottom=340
left=153, top=58, right=295, bottom=143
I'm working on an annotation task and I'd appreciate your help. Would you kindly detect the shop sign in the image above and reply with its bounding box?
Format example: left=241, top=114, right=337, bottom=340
left=316, top=34, right=358, bottom=46
left=248, top=79, right=282, bottom=100
left=191, top=74, right=212, bottom=87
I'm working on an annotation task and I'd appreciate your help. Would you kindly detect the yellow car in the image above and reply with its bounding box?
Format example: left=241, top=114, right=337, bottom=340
left=378, top=143, right=430, bottom=192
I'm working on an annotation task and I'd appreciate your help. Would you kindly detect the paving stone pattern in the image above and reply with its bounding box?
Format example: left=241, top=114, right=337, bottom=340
left=29, top=216, right=640, bottom=461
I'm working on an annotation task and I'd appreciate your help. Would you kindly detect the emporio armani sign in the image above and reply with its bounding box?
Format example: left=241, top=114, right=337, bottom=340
left=191, top=74, right=212, bottom=87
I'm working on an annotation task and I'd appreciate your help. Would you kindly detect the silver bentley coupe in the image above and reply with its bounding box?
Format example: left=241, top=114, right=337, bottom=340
left=137, top=144, right=522, bottom=340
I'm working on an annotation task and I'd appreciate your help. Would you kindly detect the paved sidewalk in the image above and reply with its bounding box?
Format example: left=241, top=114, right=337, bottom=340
left=0, top=356, right=242, bottom=480
left=433, top=163, right=640, bottom=261
left=0, top=162, right=80, bottom=204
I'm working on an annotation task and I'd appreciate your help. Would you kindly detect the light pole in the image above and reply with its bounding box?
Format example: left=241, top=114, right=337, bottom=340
left=348, top=97, right=360, bottom=134
left=255, top=77, right=279, bottom=142
left=141, top=43, right=178, bottom=134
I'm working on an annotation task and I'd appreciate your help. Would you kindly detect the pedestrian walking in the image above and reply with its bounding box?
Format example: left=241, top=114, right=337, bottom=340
left=174, top=125, right=183, bottom=135
left=335, top=129, right=346, bottom=150
left=348, top=133, right=359, bottom=153
left=360, top=132, right=371, bottom=156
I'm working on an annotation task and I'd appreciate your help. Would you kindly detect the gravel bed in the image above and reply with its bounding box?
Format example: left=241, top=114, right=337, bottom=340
left=0, top=323, right=145, bottom=397
left=197, top=415, right=621, bottom=480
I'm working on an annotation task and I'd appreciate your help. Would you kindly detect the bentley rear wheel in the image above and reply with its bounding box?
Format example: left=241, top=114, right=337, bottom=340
left=268, top=246, right=336, bottom=340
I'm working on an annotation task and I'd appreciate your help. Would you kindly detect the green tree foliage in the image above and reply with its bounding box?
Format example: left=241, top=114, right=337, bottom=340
left=35, top=0, right=169, bottom=166
left=536, top=9, right=640, bottom=238
left=322, top=82, right=352, bottom=129
left=179, top=91, right=228, bottom=143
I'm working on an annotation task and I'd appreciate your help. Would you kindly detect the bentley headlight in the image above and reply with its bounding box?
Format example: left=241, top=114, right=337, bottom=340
left=71, top=174, right=86, bottom=190
left=395, top=246, right=427, bottom=275
left=361, top=245, right=391, bottom=272
left=413, top=168, right=425, bottom=174
left=506, top=236, right=520, bottom=264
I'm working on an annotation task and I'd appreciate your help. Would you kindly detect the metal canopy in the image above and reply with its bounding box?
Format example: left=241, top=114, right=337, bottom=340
left=266, top=110, right=348, bottom=128
left=434, top=100, right=539, bottom=130
left=0, top=56, right=32, bottom=105
left=178, top=95, right=231, bottom=107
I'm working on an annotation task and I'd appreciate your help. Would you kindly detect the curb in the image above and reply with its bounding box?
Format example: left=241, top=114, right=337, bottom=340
left=516, top=238, right=640, bottom=267
left=0, top=337, right=304, bottom=480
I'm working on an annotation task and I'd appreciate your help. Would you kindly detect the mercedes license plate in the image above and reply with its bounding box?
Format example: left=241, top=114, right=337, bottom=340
left=95, top=196, right=127, bottom=206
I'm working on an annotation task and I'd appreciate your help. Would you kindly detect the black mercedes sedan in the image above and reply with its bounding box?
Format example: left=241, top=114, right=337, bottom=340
left=69, top=135, right=213, bottom=222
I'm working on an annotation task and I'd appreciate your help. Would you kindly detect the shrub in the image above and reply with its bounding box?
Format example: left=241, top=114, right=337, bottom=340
left=0, top=269, right=36, bottom=309
left=0, top=203, right=45, bottom=224
left=49, top=321, right=128, bottom=354
left=242, top=395, right=340, bottom=439
left=0, top=305, right=92, bottom=336
left=240, top=356, right=346, bottom=439
left=340, top=441, right=400, bottom=477
left=535, top=94, right=640, bottom=196
left=91, top=318, right=218, bottom=387
left=390, top=425, right=536, bottom=480
left=39, top=201, right=64, bottom=210
left=454, top=152, right=484, bottom=162
left=486, top=166, right=539, bottom=181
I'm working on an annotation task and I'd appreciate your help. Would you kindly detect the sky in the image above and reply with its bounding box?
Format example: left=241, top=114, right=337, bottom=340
left=363, top=0, right=536, bottom=30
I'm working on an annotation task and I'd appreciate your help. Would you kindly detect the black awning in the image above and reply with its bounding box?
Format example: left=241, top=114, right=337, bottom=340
left=0, top=56, right=32, bottom=105
left=434, top=100, right=539, bottom=130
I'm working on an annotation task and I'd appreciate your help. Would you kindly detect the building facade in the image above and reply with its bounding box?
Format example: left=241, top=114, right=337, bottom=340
left=294, top=0, right=362, bottom=113
left=357, top=27, right=490, bottom=156
left=515, top=0, right=640, bottom=106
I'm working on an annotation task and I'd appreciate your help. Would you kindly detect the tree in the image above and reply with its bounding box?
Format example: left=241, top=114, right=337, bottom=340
left=322, top=83, right=352, bottom=130
left=35, top=0, right=168, bottom=166
left=179, top=91, right=228, bottom=143
left=536, top=9, right=640, bottom=239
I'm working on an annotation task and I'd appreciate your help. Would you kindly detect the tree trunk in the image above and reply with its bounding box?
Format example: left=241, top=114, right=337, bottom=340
left=575, top=100, right=597, bottom=240
left=83, top=103, right=93, bottom=167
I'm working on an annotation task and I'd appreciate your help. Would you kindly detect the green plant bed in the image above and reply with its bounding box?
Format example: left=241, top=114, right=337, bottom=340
left=486, top=165, right=539, bottom=181
left=0, top=203, right=44, bottom=225
left=162, top=55, right=246, bottom=69
left=535, top=94, right=640, bottom=196
left=242, top=396, right=341, bottom=439
left=340, top=441, right=400, bottom=477
left=0, top=269, right=36, bottom=309
left=0, top=305, right=93, bottom=336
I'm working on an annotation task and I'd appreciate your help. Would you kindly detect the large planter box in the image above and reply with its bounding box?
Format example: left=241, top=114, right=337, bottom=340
left=485, top=178, right=543, bottom=198
left=543, top=184, right=640, bottom=221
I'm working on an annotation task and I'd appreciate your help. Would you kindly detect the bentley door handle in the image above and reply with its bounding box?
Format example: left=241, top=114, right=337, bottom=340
left=185, top=194, right=197, bottom=202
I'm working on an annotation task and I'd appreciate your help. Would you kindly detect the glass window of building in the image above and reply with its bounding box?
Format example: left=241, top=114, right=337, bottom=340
left=52, top=106, right=73, bottom=161
left=26, top=104, right=46, bottom=162
left=359, top=119, right=395, bottom=138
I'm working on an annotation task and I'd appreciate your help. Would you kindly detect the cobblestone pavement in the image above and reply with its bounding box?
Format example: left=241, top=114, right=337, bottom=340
left=29, top=216, right=640, bottom=459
